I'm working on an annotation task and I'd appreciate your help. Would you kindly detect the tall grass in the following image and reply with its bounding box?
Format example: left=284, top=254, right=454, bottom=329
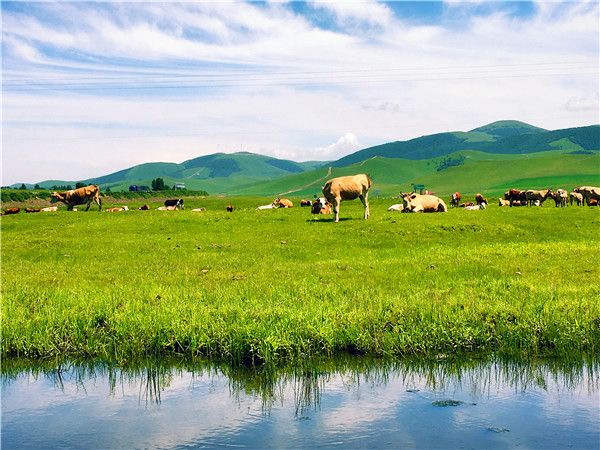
left=2, top=197, right=599, bottom=364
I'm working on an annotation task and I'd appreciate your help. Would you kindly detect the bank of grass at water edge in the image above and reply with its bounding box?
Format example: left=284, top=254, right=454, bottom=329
left=1, top=197, right=599, bottom=365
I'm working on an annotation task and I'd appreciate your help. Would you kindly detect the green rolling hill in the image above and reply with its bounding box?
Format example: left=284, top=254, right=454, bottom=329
left=20, top=120, right=599, bottom=196
left=236, top=149, right=600, bottom=198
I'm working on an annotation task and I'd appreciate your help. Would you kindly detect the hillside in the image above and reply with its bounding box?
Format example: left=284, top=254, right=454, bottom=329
left=236, top=150, right=600, bottom=197
left=33, top=152, right=327, bottom=194
left=332, top=122, right=599, bottom=166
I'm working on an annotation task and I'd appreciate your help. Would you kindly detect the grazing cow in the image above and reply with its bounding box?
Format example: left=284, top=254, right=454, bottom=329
left=524, top=189, right=552, bottom=206
left=569, top=192, right=584, bottom=206
left=311, top=197, right=332, bottom=214
left=191, top=207, right=207, bottom=212
left=459, top=202, right=475, bottom=208
left=450, top=192, right=461, bottom=208
left=498, top=198, right=510, bottom=207
left=506, top=189, right=527, bottom=207
left=51, top=185, right=101, bottom=211
left=40, top=206, right=58, bottom=212
left=25, top=208, right=41, bottom=213
left=589, top=198, right=599, bottom=207
left=401, top=192, right=447, bottom=213
left=106, top=206, right=129, bottom=212
left=322, top=174, right=371, bottom=222
left=226, top=205, right=234, bottom=212
left=475, top=193, right=488, bottom=206
left=164, top=198, right=184, bottom=210
left=273, top=197, right=293, bottom=208
left=157, top=205, right=178, bottom=211
left=574, top=186, right=600, bottom=206
left=464, top=204, right=486, bottom=211
left=552, top=189, right=568, bottom=207
left=387, top=203, right=405, bottom=212
left=138, top=204, right=150, bottom=210
left=257, top=204, right=276, bottom=210
left=1, top=207, right=20, bottom=215
left=300, top=200, right=312, bottom=207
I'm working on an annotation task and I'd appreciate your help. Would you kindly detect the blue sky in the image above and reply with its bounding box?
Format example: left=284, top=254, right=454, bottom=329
left=2, top=1, right=598, bottom=184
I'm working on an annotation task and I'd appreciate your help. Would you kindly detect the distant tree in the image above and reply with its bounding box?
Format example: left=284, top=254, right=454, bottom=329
left=19, top=183, right=27, bottom=190
left=75, top=182, right=86, bottom=189
left=105, top=186, right=112, bottom=193
left=151, top=178, right=166, bottom=191
left=34, top=184, right=41, bottom=190
left=66, top=185, right=73, bottom=190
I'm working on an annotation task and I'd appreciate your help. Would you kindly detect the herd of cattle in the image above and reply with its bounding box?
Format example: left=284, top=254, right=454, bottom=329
left=2, top=177, right=599, bottom=220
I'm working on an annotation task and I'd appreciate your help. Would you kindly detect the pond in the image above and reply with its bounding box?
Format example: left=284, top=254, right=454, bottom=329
left=2, top=356, right=598, bottom=449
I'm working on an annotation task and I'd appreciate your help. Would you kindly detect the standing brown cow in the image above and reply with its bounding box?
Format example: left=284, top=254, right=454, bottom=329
left=322, top=174, right=371, bottom=223
left=51, top=185, right=102, bottom=211
left=574, top=186, right=600, bottom=206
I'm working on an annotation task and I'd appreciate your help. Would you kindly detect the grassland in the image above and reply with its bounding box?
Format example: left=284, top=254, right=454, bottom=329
left=1, top=196, right=599, bottom=365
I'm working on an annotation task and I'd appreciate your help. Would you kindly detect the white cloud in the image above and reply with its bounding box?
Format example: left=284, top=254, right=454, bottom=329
left=1, top=1, right=598, bottom=185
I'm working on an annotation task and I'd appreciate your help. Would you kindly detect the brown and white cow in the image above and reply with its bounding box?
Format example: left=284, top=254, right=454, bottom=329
left=450, top=192, right=461, bottom=208
left=273, top=197, right=293, bottom=208
left=311, top=197, right=332, bottom=214
left=574, top=186, right=600, bottom=206
left=138, top=204, right=150, bottom=210
left=505, top=189, right=527, bottom=207
left=525, top=189, right=553, bottom=206
left=322, top=174, right=371, bottom=222
left=569, top=192, right=583, bottom=206
left=300, top=199, right=312, bottom=207
left=401, top=192, right=447, bottom=213
left=475, top=193, right=488, bottom=206
left=589, top=199, right=599, bottom=206
left=226, top=204, right=234, bottom=212
left=51, top=185, right=102, bottom=211
left=552, top=189, right=568, bottom=207
left=25, top=208, right=41, bottom=213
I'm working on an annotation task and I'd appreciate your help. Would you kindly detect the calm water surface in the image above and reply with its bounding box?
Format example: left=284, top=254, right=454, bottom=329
left=2, top=357, right=598, bottom=449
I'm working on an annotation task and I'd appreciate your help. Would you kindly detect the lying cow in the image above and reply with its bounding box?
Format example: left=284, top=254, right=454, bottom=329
left=257, top=203, right=276, bottom=210
left=25, top=208, right=41, bottom=213
left=1, top=207, right=20, bottom=215
left=475, top=193, right=488, bottom=206
left=459, top=202, right=474, bottom=208
left=387, top=203, right=404, bottom=212
left=191, top=207, right=207, bottom=212
left=138, top=204, right=150, bottom=210
left=498, top=198, right=510, bottom=207
left=164, top=198, right=184, bottom=210
left=157, top=205, right=178, bottom=211
left=300, top=200, right=312, bottom=207
left=450, top=192, right=461, bottom=208
left=322, top=174, right=371, bottom=222
left=51, top=185, right=102, bottom=211
left=106, top=206, right=129, bottom=212
left=402, top=192, right=447, bottom=213
left=311, top=197, right=332, bottom=214
left=589, top=199, right=599, bottom=207
left=569, top=192, right=584, bottom=206
left=226, top=205, right=234, bottom=212
left=525, top=189, right=553, bottom=206
left=40, top=206, right=58, bottom=212
left=574, top=186, right=600, bottom=206
left=273, top=197, right=293, bottom=208
left=464, top=204, right=486, bottom=210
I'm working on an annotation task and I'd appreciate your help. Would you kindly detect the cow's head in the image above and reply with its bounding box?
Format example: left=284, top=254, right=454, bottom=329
left=50, top=192, right=63, bottom=203
left=401, top=192, right=417, bottom=211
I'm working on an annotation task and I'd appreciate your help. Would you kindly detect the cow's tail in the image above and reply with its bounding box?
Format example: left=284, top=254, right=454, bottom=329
left=366, top=174, right=373, bottom=188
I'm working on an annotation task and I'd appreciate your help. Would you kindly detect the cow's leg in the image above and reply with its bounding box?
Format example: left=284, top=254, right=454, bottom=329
left=359, top=192, right=370, bottom=219
left=333, top=197, right=341, bottom=222
left=85, top=201, right=91, bottom=211
left=96, top=196, right=102, bottom=211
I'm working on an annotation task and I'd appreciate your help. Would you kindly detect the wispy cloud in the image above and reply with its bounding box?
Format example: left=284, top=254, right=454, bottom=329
left=1, top=1, right=598, bottom=185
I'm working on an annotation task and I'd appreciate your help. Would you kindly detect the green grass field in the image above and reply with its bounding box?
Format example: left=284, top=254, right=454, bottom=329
left=2, top=196, right=599, bottom=365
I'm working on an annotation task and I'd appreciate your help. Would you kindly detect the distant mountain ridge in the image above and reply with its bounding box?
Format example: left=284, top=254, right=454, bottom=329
left=331, top=121, right=599, bottom=166
left=16, top=120, right=599, bottom=194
